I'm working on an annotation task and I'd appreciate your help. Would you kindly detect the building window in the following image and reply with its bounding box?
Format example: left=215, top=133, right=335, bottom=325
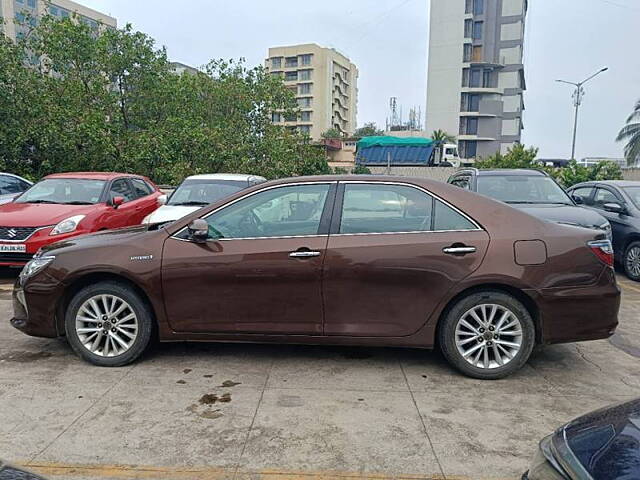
left=285, top=71, right=298, bottom=81
left=15, top=12, right=26, bottom=23
left=300, top=111, right=312, bottom=122
left=300, top=54, right=312, bottom=66
left=466, top=118, right=478, bottom=135
left=464, top=19, right=473, bottom=38
left=271, top=113, right=282, bottom=123
left=472, top=45, right=483, bottom=62
left=470, top=69, right=481, bottom=87
left=469, top=94, right=480, bottom=111
left=298, top=83, right=311, bottom=95
left=473, top=0, right=484, bottom=15
left=297, top=97, right=312, bottom=108
left=285, top=113, right=297, bottom=122
left=465, top=0, right=473, bottom=14
left=298, top=69, right=312, bottom=81
left=463, top=44, right=472, bottom=62
left=461, top=141, right=478, bottom=158
left=271, top=57, right=282, bottom=69
left=285, top=56, right=298, bottom=68
left=473, top=21, right=483, bottom=39
left=483, top=70, right=492, bottom=87
left=27, top=0, right=36, bottom=8
left=298, top=125, right=311, bottom=135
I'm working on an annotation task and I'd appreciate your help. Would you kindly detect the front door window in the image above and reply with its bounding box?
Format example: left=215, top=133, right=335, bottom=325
left=204, top=184, right=331, bottom=239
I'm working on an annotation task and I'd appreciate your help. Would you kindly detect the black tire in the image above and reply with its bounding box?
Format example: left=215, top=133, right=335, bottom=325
left=623, top=241, right=640, bottom=282
left=65, top=281, right=153, bottom=367
left=438, top=290, right=535, bottom=380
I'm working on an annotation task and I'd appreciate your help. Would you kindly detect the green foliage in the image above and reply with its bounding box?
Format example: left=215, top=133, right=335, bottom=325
left=352, top=165, right=371, bottom=175
left=321, top=128, right=343, bottom=139
left=0, top=18, right=329, bottom=184
left=616, top=99, right=640, bottom=166
left=332, top=167, right=349, bottom=174
left=553, top=160, right=623, bottom=187
left=431, top=129, right=456, bottom=144
left=353, top=122, right=384, bottom=138
left=475, top=144, right=539, bottom=169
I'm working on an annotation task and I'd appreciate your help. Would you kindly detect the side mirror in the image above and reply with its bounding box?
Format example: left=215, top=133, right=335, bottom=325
left=109, top=196, right=124, bottom=209
left=188, top=219, right=209, bottom=243
left=157, top=194, right=168, bottom=206
left=603, top=202, right=626, bottom=214
left=572, top=194, right=584, bottom=205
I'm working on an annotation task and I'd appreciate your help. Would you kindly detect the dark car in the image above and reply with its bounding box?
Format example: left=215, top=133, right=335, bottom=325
left=524, top=398, right=640, bottom=479
left=12, top=176, right=620, bottom=379
left=567, top=181, right=640, bottom=281
left=448, top=169, right=611, bottom=241
left=0, top=461, right=47, bottom=479
left=0, top=172, right=32, bottom=205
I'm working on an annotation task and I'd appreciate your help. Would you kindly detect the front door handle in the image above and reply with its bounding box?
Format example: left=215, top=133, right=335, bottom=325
left=443, top=246, right=476, bottom=255
left=289, top=250, right=321, bottom=258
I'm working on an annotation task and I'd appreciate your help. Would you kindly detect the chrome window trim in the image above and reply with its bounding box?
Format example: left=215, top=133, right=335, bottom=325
left=338, top=180, right=483, bottom=233
left=0, top=225, right=53, bottom=243
left=331, top=229, right=484, bottom=237
left=171, top=181, right=337, bottom=242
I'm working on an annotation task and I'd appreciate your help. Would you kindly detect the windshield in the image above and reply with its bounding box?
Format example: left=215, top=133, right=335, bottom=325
left=623, top=186, right=640, bottom=209
left=477, top=175, right=573, bottom=205
left=167, top=179, right=248, bottom=206
left=15, top=178, right=106, bottom=204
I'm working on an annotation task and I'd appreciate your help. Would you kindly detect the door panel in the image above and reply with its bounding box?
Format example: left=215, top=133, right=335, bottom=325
left=161, top=182, right=335, bottom=334
left=593, top=187, right=631, bottom=256
left=162, top=236, right=327, bottom=334
left=323, top=230, right=489, bottom=336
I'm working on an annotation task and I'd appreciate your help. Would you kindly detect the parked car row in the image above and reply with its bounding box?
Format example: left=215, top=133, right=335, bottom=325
left=0, top=172, right=265, bottom=267
left=12, top=174, right=620, bottom=379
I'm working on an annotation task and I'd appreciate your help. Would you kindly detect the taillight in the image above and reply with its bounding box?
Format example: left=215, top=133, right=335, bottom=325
left=588, top=240, right=614, bottom=267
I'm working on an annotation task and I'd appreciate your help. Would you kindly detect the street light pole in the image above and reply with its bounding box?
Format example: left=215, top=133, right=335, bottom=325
left=556, top=67, right=608, bottom=160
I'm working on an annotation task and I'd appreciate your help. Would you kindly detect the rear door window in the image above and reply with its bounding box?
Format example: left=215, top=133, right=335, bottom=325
left=130, top=178, right=154, bottom=198
left=109, top=178, right=135, bottom=202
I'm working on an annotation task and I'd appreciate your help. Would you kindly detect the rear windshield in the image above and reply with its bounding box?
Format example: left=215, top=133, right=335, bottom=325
left=477, top=175, right=573, bottom=205
left=167, top=179, right=248, bottom=206
left=15, top=178, right=106, bottom=204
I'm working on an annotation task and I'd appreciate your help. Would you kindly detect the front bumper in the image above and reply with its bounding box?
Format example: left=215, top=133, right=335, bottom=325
left=530, top=267, right=620, bottom=345
left=11, top=275, right=62, bottom=338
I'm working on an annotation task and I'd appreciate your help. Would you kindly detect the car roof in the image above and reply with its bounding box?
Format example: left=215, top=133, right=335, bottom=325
left=0, top=172, right=32, bottom=183
left=44, top=172, right=145, bottom=181
left=572, top=180, right=640, bottom=188
left=184, top=173, right=266, bottom=181
left=458, top=168, right=548, bottom=177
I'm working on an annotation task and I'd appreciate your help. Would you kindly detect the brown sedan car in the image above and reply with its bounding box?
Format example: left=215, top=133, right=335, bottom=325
left=12, top=175, right=620, bottom=379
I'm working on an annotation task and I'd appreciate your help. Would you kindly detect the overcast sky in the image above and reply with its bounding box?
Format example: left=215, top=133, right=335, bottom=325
left=80, top=0, right=639, bottom=160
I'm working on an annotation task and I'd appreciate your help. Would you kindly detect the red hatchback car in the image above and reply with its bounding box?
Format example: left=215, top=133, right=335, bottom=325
left=0, top=172, right=163, bottom=266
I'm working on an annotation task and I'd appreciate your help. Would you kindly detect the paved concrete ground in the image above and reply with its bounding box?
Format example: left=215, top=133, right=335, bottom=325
left=0, top=271, right=638, bottom=480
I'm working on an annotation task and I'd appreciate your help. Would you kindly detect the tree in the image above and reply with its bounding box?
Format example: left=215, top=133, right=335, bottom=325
left=353, top=122, right=383, bottom=138
left=0, top=17, right=329, bottom=184
left=431, top=129, right=456, bottom=144
left=475, top=144, right=539, bottom=169
left=321, top=128, right=343, bottom=139
left=616, top=99, right=640, bottom=166
left=554, top=160, right=622, bottom=187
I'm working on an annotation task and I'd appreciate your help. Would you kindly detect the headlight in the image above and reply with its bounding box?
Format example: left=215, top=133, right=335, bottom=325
left=19, top=255, right=55, bottom=283
left=50, top=215, right=86, bottom=235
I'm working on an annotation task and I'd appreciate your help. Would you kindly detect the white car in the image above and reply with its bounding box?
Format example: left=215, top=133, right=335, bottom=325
left=0, top=173, right=32, bottom=205
left=142, top=174, right=267, bottom=224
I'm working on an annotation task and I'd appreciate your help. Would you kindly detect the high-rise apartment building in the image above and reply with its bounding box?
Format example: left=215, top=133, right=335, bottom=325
left=425, top=0, right=527, bottom=161
left=1, top=0, right=116, bottom=41
left=266, top=43, right=358, bottom=140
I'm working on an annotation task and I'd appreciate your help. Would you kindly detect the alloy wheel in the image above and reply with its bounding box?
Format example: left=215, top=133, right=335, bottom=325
left=626, top=246, right=640, bottom=278
left=75, top=294, right=139, bottom=357
left=454, top=303, right=523, bottom=369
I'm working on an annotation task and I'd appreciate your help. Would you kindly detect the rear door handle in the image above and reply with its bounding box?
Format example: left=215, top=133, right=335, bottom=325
left=443, top=246, right=476, bottom=255
left=289, top=251, right=321, bottom=258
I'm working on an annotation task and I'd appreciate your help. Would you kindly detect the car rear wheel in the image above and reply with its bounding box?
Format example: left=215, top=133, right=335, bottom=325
left=438, top=291, right=535, bottom=379
left=624, top=241, right=640, bottom=282
left=65, top=281, right=153, bottom=367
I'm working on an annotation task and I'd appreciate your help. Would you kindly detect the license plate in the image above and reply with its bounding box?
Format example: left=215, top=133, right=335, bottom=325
left=0, top=244, right=26, bottom=253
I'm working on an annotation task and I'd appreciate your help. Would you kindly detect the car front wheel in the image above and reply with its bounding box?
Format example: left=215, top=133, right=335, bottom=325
left=624, top=241, right=640, bottom=282
left=65, top=281, right=153, bottom=367
left=438, top=291, right=535, bottom=379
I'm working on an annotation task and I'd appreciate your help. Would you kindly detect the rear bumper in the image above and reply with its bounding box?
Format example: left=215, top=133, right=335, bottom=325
left=530, top=268, right=620, bottom=344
